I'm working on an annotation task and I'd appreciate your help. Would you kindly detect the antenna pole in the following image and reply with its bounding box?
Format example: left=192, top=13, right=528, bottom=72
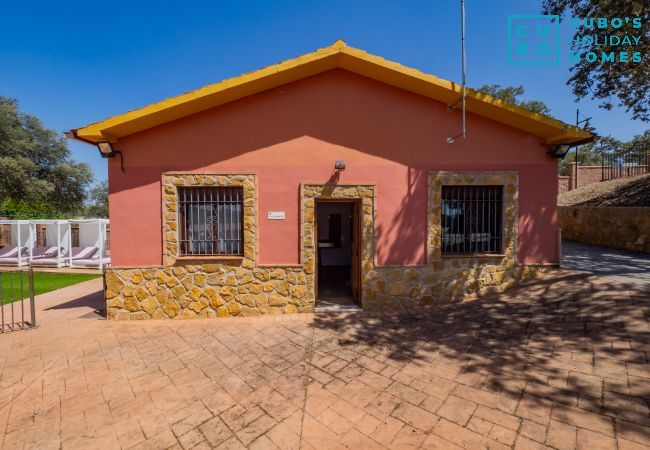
left=447, top=0, right=468, bottom=144
left=461, top=0, right=466, bottom=139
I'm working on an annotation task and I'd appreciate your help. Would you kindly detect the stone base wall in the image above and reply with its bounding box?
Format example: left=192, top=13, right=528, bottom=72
left=559, top=206, right=650, bottom=253
left=363, top=260, right=544, bottom=311
left=105, top=260, right=544, bottom=319
left=105, top=264, right=313, bottom=320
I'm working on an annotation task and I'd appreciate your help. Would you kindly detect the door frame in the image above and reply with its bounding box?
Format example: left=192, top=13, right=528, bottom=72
left=314, top=198, right=362, bottom=305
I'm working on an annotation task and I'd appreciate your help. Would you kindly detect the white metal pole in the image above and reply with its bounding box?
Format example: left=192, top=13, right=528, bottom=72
left=99, top=221, right=104, bottom=272
left=17, top=223, right=22, bottom=267
left=29, top=223, right=34, bottom=260
left=68, top=221, right=73, bottom=268
left=57, top=223, right=61, bottom=267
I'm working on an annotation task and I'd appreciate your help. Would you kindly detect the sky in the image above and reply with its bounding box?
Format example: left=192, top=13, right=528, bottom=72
left=1, top=0, right=647, bottom=184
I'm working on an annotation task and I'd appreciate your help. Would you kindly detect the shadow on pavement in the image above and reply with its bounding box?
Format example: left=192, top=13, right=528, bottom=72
left=312, top=270, right=650, bottom=426
left=562, top=240, right=650, bottom=290
left=44, top=290, right=105, bottom=318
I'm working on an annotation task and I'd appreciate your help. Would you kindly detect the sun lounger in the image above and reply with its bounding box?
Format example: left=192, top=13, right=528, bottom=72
left=71, top=256, right=111, bottom=268
left=0, top=246, right=21, bottom=258
left=0, top=247, right=28, bottom=265
left=29, top=246, right=59, bottom=261
left=70, top=246, right=98, bottom=260
left=30, top=247, right=68, bottom=266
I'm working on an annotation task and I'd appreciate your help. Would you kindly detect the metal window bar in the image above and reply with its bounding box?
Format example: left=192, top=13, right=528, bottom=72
left=178, top=186, right=244, bottom=256
left=441, top=185, right=503, bottom=254
left=0, top=267, right=36, bottom=332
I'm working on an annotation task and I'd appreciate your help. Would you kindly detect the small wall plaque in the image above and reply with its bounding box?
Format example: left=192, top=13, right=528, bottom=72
left=267, top=211, right=285, bottom=220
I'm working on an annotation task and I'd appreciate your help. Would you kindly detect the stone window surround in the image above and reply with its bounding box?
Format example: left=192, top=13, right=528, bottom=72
left=162, top=174, right=379, bottom=273
left=162, top=173, right=257, bottom=266
left=161, top=172, right=517, bottom=269
left=427, top=171, right=518, bottom=263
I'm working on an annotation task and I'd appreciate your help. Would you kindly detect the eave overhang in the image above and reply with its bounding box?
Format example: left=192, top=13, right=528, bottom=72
left=68, top=40, right=593, bottom=146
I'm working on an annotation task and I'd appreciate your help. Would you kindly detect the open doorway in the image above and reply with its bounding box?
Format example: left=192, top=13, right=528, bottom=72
left=315, top=200, right=361, bottom=309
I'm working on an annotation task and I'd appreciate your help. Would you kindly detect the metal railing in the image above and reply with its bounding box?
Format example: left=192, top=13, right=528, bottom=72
left=601, top=146, right=649, bottom=181
left=0, top=267, right=36, bottom=332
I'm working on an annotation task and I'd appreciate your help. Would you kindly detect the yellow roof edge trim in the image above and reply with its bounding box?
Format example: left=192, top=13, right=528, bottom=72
left=70, top=39, right=593, bottom=145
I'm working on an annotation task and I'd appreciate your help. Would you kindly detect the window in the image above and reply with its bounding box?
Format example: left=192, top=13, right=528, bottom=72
left=178, top=186, right=244, bottom=256
left=441, top=185, right=503, bottom=254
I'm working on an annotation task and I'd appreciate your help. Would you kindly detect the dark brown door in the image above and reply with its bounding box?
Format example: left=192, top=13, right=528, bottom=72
left=350, top=201, right=361, bottom=305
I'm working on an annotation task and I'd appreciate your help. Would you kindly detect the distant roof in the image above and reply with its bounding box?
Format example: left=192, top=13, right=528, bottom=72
left=68, top=40, right=592, bottom=146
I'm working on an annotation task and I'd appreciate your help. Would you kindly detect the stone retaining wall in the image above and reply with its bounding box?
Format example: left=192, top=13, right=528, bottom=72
left=559, top=206, right=650, bottom=253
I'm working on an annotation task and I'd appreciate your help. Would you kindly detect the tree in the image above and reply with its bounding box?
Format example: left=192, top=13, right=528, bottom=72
left=626, top=129, right=650, bottom=158
left=0, top=96, right=93, bottom=217
left=86, top=180, right=109, bottom=217
left=542, top=0, right=649, bottom=122
left=476, top=84, right=553, bottom=116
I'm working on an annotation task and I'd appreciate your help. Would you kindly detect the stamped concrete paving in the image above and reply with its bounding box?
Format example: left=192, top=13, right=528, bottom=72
left=562, top=240, right=650, bottom=290
left=0, top=270, right=649, bottom=449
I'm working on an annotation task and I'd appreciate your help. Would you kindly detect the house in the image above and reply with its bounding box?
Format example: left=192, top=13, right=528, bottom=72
left=68, top=41, right=592, bottom=320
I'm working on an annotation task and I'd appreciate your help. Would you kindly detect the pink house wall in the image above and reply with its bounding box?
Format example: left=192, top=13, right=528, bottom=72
left=108, top=69, right=559, bottom=267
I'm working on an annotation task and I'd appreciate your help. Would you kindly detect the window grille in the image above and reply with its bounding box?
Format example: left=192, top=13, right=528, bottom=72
left=441, top=185, right=503, bottom=254
left=178, top=186, right=244, bottom=256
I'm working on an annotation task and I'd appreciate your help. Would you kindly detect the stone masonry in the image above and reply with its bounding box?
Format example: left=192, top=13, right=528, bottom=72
left=106, top=171, right=544, bottom=319
left=559, top=206, right=650, bottom=254
left=106, top=173, right=312, bottom=320
left=363, top=172, right=540, bottom=310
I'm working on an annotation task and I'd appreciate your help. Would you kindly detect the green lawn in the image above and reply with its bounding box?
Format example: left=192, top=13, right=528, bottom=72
left=1, top=272, right=101, bottom=303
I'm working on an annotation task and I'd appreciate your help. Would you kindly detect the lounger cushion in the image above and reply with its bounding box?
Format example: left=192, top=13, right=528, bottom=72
left=71, top=246, right=98, bottom=260
left=30, top=246, right=59, bottom=259
left=72, top=257, right=111, bottom=267
left=0, top=256, right=29, bottom=264
left=0, top=246, right=22, bottom=258
left=32, top=246, right=57, bottom=259
left=30, top=257, right=68, bottom=266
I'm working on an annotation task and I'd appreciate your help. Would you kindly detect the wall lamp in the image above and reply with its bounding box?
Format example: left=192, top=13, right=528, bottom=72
left=547, top=144, right=572, bottom=158
left=65, top=130, right=126, bottom=172
left=545, top=132, right=597, bottom=159
left=97, top=142, right=125, bottom=172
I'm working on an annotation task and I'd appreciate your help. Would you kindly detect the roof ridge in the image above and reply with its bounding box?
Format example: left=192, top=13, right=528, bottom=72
left=69, top=41, right=592, bottom=146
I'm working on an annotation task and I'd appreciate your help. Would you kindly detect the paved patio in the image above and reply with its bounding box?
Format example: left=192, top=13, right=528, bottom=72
left=0, top=270, right=649, bottom=449
left=562, top=240, right=650, bottom=290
